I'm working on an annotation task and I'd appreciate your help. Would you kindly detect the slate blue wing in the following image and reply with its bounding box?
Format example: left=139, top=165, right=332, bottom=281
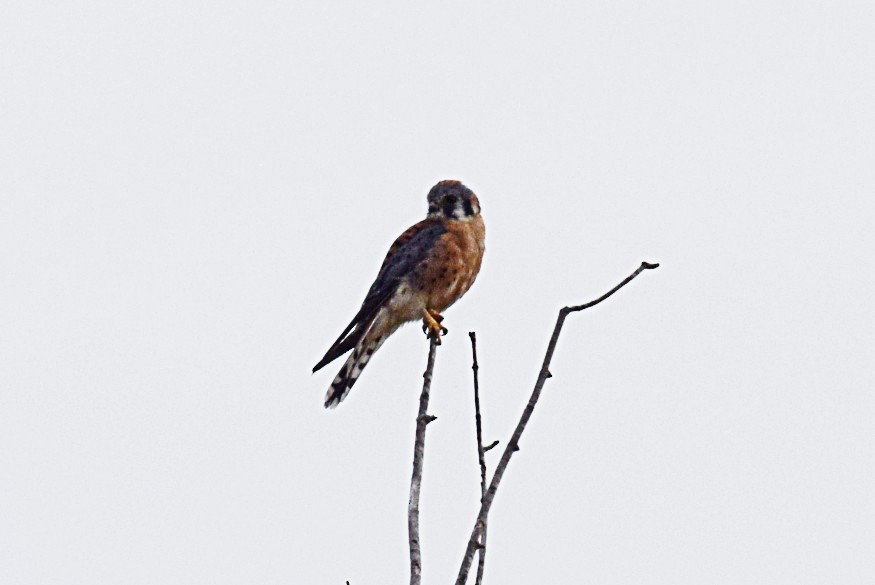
left=312, top=218, right=447, bottom=372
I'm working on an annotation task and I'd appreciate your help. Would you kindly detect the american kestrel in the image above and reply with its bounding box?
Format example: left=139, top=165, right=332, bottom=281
left=313, top=180, right=486, bottom=408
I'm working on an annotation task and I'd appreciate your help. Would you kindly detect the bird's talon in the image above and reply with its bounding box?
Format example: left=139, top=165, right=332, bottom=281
left=424, top=326, right=443, bottom=345
left=421, top=309, right=447, bottom=343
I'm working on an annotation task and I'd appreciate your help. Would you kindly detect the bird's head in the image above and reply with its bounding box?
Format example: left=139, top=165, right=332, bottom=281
left=426, top=180, right=480, bottom=220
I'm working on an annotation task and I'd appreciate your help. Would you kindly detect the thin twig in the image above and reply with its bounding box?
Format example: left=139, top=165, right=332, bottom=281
left=469, top=332, right=489, bottom=585
left=409, top=337, right=439, bottom=585
left=455, top=261, right=659, bottom=585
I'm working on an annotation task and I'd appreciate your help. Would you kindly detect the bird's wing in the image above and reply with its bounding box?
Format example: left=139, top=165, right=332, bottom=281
left=312, top=218, right=447, bottom=372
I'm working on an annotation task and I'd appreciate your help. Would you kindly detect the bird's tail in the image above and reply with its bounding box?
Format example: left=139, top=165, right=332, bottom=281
left=324, top=325, right=391, bottom=408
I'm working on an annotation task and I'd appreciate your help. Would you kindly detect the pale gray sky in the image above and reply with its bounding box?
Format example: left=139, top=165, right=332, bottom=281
left=2, top=1, right=874, bottom=584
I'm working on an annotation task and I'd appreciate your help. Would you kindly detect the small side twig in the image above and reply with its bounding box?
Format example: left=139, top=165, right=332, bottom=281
left=409, top=337, right=439, bottom=585
left=469, top=332, right=489, bottom=585
left=455, top=261, right=659, bottom=585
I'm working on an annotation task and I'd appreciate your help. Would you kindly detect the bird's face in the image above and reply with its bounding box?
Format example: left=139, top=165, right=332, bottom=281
left=426, top=180, right=481, bottom=221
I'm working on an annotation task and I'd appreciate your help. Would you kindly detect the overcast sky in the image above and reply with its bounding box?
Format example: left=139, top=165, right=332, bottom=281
left=2, top=1, right=874, bottom=584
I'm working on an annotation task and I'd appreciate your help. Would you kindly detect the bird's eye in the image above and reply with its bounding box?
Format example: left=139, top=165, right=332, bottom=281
left=442, top=194, right=458, bottom=205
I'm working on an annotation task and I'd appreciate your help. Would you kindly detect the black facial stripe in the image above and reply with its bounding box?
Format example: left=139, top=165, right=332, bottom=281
left=463, top=198, right=474, bottom=216
left=442, top=199, right=456, bottom=217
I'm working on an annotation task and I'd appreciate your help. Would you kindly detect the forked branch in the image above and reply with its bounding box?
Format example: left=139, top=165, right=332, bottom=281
left=454, top=261, right=659, bottom=584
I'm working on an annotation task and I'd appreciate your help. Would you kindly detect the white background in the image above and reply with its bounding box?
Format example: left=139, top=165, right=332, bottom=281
left=2, top=2, right=874, bottom=583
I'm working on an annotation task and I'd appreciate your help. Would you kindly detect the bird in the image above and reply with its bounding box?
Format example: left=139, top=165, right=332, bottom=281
left=313, top=180, right=486, bottom=408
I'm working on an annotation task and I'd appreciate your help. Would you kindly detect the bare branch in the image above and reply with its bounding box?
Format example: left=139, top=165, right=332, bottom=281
left=409, top=337, right=438, bottom=585
left=469, top=332, right=489, bottom=585
left=455, top=261, right=659, bottom=584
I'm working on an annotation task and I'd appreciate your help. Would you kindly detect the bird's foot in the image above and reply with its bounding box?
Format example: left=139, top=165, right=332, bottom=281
left=421, top=309, right=448, bottom=344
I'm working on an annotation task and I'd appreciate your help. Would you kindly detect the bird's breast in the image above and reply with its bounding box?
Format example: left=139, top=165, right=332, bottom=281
left=408, top=215, right=485, bottom=312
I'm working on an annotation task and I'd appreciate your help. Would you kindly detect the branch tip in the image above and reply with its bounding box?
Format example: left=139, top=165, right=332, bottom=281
left=484, top=440, right=499, bottom=452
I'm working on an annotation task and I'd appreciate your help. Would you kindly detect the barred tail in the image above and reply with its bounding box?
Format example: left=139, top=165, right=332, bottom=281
left=324, top=329, right=389, bottom=408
